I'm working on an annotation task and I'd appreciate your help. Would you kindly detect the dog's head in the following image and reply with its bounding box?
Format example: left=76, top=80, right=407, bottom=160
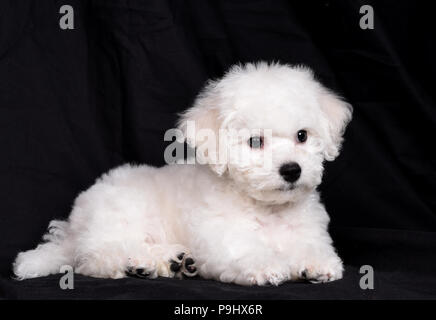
left=178, top=62, right=352, bottom=204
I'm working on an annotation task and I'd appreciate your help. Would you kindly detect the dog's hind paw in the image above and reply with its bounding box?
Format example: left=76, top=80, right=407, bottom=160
left=169, top=252, right=197, bottom=278
left=125, top=258, right=157, bottom=279
left=125, top=247, right=197, bottom=280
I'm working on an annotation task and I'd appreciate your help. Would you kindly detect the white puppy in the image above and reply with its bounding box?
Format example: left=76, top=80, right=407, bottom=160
left=13, top=62, right=352, bottom=285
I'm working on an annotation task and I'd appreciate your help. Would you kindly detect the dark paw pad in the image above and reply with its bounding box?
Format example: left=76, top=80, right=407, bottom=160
left=170, top=260, right=181, bottom=272
left=125, top=266, right=152, bottom=278
left=183, top=257, right=196, bottom=275
left=181, top=255, right=197, bottom=277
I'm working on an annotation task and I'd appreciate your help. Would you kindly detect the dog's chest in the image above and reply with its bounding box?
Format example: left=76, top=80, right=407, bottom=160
left=253, top=214, right=296, bottom=232
left=249, top=209, right=305, bottom=250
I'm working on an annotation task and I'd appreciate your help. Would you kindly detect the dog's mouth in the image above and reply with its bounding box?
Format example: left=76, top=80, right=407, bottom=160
left=276, top=184, right=297, bottom=192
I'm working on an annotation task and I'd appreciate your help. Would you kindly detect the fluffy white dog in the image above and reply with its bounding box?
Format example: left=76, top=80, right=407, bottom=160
left=13, top=62, right=352, bottom=285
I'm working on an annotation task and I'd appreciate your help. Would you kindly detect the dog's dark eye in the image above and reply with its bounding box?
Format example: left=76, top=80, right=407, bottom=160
left=297, top=130, right=307, bottom=143
left=248, top=136, right=264, bottom=149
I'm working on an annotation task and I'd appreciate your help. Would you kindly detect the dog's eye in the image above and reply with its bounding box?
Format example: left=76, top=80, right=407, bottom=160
left=248, top=136, right=264, bottom=149
left=296, top=130, right=307, bottom=143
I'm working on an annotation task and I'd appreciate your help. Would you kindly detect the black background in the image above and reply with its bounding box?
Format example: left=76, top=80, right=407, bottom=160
left=0, top=0, right=435, bottom=299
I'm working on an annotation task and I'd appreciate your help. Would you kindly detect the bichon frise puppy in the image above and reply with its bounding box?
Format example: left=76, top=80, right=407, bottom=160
left=13, top=62, right=352, bottom=285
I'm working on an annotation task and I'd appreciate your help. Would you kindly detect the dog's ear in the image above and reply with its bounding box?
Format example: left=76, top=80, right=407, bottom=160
left=318, top=87, right=353, bottom=161
left=177, top=81, right=228, bottom=175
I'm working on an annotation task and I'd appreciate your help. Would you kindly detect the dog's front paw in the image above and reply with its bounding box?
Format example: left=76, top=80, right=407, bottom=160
left=264, top=271, right=289, bottom=286
left=299, top=257, right=343, bottom=283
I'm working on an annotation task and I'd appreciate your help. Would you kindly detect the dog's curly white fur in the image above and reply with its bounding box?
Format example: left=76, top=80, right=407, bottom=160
left=13, top=62, right=352, bottom=285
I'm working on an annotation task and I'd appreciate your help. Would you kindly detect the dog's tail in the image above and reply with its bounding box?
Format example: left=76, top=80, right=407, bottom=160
left=13, top=220, right=73, bottom=280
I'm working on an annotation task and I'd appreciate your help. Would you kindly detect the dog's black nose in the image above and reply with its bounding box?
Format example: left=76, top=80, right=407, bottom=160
left=279, top=162, right=301, bottom=183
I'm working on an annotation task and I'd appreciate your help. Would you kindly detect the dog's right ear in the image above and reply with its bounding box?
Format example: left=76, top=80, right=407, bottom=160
left=177, top=81, right=227, bottom=175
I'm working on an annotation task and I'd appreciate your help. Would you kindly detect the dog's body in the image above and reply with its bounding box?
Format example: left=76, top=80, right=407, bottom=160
left=13, top=63, right=351, bottom=285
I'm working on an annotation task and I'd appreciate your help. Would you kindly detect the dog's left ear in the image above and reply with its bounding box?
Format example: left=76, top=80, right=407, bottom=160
left=318, top=87, right=353, bottom=161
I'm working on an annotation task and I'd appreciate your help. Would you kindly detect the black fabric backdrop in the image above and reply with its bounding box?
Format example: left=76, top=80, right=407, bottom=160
left=0, top=0, right=435, bottom=299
